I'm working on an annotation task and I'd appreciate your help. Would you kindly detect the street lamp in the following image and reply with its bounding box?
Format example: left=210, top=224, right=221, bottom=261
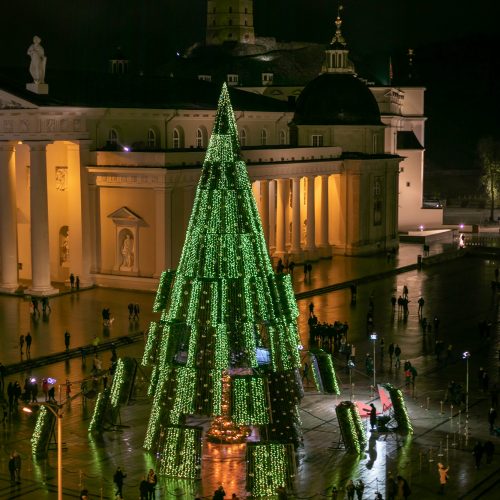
left=23, top=403, right=63, bottom=500
left=462, top=351, right=471, bottom=441
left=348, top=360, right=355, bottom=401
left=370, top=333, right=378, bottom=392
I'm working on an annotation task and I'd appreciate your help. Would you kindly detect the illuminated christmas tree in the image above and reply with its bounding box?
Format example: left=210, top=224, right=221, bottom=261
left=142, top=84, right=302, bottom=489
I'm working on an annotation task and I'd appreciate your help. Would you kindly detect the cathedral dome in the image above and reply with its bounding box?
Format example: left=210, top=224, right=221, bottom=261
left=293, top=73, right=382, bottom=126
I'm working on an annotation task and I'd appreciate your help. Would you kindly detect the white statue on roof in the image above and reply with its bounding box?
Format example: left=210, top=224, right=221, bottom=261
left=27, top=36, right=47, bottom=84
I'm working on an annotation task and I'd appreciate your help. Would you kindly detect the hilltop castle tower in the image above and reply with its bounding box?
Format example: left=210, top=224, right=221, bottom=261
left=206, top=0, right=255, bottom=45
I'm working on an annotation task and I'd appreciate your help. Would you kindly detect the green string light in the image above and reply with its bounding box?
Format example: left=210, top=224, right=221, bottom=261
left=31, top=405, right=56, bottom=456
left=383, top=383, right=414, bottom=434
left=143, top=84, right=302, bottom=482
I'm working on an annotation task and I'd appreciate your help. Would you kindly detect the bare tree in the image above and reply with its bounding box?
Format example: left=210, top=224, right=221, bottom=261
left=479, top=137, right=500, bottom=222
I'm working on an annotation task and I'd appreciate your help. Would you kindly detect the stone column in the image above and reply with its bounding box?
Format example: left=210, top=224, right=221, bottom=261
left=260, top=180, right=270, bottom=246
left=154, top=186, right=173, bottom=276
left=306, top=175, right=316, bottom=254
left=319, top=174, right=330, bottom=255
left=268, top=180, right=276, bottom=250
left=290, top=177, right=302, bottom=257
left=0, top=142, right=19, bottom=292
left=67, top=141, right=93, bottom=287
left=275, top=178, right=287, bottom=256
left=26, top=141, right=57, bottom=295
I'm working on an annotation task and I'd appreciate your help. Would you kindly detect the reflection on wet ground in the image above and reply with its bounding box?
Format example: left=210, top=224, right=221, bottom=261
left=1, top=247, right=500, bottom=498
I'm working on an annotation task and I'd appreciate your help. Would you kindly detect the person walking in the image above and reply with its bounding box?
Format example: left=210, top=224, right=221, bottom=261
left=64, top=331, right=71, bottom=352
left=355, top=479, right=365, bottom=500
left=8, top=453, right=16, bottom=484
left=113, top=466, right=127, bottom=499
left=147, top=468, right=157, bottom=499
left=42, top=378, right=49, bottom=401
left=25, top=332, right=32, bottom=357
left=69, top=273, right=75, bottom=289
left=13, top=451, right=21, bottom=483
left=417, top=297, right=424, bottom=316
left=437, top=463, right=449, bottom=495
left=484, top=440, right=495, bottom=463
left=330, top=486, right=339, bottom=499
left=309, top=302, right=315, bottom=317
left=345, top=479, right=355, bottom=500
left=350, top=283, right=357, bottom=304
left=19, top=334, right=25, bottom=356
left=394, top=344, right=401, bottom=369
left=387, top=472, right=397, bottom=500
left=390, top=294, right=396, bottom=310
left=128, top=303, right=134, bottom=319
left=402, top=285, right=409, bottom=299
left=139, top=476, right=149, bottom=500
left=76, top=276, right=80, bottom=290
left=369, top=404, right=377, bottom=431
left=396, top=475, right=411, bottom=499
left=302, top=362, right=310, bottom=384
left=488, top=407, right=497, bottom=433
left=134, top=303, right=140, bottom=320
left=213, top=484, right=226, bottom=500
left=472, top=441, right=484, bottom=468
left=388, top=343, right=395, bottom=366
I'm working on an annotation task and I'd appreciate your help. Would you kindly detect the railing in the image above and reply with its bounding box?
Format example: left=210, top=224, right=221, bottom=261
left=464, top=234, right=500, bottom=248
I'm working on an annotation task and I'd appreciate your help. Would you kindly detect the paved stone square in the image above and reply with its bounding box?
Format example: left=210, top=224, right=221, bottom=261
left=1, top=243, right=499, bottom=499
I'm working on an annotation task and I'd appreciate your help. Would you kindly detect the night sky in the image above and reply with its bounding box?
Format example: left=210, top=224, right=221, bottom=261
left=2, top=0, right=499, bottom=170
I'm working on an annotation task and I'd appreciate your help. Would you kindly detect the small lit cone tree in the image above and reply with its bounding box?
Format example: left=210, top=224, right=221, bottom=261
left=142, top=84, right=302, bottom=488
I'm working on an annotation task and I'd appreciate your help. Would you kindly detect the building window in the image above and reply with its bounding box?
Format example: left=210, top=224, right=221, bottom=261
left=108, top=128, right=118, bottom=145
left=406, top=182, right=411, bottom=187
left=229, top=19, right=233, bottom=26
left=279, top=129, right=287, bottom=145
left=227, top=74, right=239, bottom=86
left=196, top=128, right=204, bottom=148
left=147, top=128, right=157, bottom=149
left=373, top=134, right=378, bottom=153
left=262, top=73, right=274, bottom=85
left=198, top=74, right=212, bottom=82
left=173, top=128, right=180, bottom=148
left=311, top=134, right=323, bottom=147
left=260, top=129, right=268, bottom=146
left=239, top=128, right=247, bottom=146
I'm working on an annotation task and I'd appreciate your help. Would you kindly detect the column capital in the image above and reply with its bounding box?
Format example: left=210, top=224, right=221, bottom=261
left=0, top=140, right=18, bottom=152
left=24, top=140, right=53, bottom=151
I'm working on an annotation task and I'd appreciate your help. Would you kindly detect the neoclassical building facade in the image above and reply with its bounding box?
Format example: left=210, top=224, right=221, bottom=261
left=0, top=73, right=399, bottom=293
left=0, top=3, right=410, bottom=293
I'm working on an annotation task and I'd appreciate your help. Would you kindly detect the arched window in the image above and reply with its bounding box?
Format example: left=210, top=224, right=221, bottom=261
left=173, top=128, right=180, bottom=148
left=108, top=128, right=118, bottom=145
left=147, top=128, right=157, bottom=149
left=239, top=128, right=247, bottom=146
left=279, top=129, right=287, bottom=145
left=260, top=129, right=268, bottom=146
left=196, top=128, right=204, bottom=148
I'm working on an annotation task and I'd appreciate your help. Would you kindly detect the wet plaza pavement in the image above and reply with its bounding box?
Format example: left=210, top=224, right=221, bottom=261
left=1, top=242, right=500, bottom=499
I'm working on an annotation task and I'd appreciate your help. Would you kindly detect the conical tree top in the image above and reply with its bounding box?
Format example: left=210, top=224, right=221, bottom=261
left=197, top=83, right=245, bottom=193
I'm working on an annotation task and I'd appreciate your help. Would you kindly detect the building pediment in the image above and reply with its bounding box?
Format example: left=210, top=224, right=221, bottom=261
left=107, top=206, right=146, bottom=225
left=0, top=89, right=37, bottom=109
